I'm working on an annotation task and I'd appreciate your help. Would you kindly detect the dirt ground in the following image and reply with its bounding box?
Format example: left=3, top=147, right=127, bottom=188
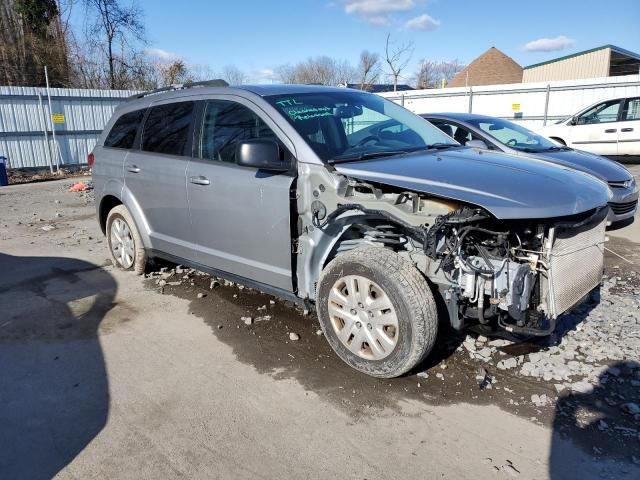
left=0, top=172, right=639, bottom=480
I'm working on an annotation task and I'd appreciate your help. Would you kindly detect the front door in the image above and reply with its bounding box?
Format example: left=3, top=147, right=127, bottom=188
left=568, top=99, right=622, bottom=155
left=618, top=97, right=640, bottom=155
left=186, top=98, right=294, bottom=291
left=124, top=100, right=197, bottom=260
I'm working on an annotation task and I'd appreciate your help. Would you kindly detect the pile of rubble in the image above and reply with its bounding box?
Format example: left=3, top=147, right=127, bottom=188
left=459, top=275, right=640, bottom=396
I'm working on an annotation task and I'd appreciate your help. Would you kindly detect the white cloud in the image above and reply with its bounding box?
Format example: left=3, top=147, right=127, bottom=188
left=146, top=48, right=181, bottom=63
left=404, top=14, right=440, bottom=31
left=341, top=0, right=415, bottom=25
left=524, top=35, right=575, bottom=52
left=250, top=68, right=279, bottom=84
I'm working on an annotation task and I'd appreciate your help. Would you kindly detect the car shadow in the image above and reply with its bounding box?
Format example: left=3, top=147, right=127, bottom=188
left=549, top=360, right=640, bottom=479
left=0, top=253, right=116, bottom=479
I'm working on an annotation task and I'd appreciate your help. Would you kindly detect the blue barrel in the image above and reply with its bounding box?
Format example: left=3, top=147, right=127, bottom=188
left=0, top=156, right=8, bottom=187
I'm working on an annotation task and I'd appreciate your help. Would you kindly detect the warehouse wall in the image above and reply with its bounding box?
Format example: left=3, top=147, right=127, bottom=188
left=522, top=48, right=611, bottom=83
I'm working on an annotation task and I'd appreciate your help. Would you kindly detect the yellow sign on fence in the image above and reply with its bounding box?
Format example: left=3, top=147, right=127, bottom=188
left=511, top=103, right=521, bottom=112
left=51, top=113, right=65, bottom=124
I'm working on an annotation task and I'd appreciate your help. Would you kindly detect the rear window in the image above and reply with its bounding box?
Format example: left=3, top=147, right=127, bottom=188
left=142, top=102, right=195, bottom=156
left=104, top=109, right=145, bottom=149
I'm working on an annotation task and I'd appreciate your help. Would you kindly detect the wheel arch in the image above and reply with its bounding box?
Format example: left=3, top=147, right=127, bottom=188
left=301, top=215, right=410, bottom=301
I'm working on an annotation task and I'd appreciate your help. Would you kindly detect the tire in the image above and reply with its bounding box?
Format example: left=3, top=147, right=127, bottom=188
left=550, top=137, right=566, bottom=146
left=106, top=205, right=147, bottom=275
left=316, top=246, right=438, bottom=378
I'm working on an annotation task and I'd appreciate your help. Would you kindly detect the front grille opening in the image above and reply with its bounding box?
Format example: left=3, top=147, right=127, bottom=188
left=609, top=200, right=638, bottom=215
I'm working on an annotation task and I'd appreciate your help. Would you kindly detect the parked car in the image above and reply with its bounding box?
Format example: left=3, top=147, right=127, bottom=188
left=422, top=113, right=638, bottom=226
left=92, top=82, right=611, bottom=378
left=537, top=97, right=640, bottom=158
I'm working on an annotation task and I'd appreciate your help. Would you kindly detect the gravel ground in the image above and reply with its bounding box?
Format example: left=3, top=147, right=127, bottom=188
left=1, top=175, right=639, bottom=479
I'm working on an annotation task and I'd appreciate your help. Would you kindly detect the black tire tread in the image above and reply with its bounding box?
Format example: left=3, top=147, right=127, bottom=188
left=317, top=246, right=438, bottom=378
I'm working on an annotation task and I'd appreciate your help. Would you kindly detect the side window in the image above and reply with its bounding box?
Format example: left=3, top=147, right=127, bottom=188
left=432, top=121, right=456, bottom=138
left=622, top=98, right=640, bottom=121
left=141, top=102, right=195, bottom=156
left=577, top=100, right=621, bottom=125
left=201, top=100, right=278, bottom=163
left=104, top=109, right=145, bottom=149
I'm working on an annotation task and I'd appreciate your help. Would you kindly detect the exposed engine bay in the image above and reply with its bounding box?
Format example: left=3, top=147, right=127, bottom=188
left=307, top=177, right=608, bottom=336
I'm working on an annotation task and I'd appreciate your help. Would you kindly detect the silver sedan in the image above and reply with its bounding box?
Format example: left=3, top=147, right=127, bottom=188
left=422, top=112, right=638, bottom=227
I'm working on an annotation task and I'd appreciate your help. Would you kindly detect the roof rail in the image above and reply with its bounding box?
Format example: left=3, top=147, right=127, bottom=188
left=129, top=79, right=229, bottom=100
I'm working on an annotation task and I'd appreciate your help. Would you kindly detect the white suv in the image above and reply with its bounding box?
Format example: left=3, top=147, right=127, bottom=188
left=540, top=97, right=640, bottom=158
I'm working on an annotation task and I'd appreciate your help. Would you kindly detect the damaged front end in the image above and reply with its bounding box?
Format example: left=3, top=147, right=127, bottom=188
left=299, top=169, right=609, bottom=338
left=422, top=204, right=608, bottom=336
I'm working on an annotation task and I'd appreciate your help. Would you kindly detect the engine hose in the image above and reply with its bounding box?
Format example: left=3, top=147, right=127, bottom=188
left=498, top=315, right=557, bottom=337
left=477, top=279, right=489, bottom=324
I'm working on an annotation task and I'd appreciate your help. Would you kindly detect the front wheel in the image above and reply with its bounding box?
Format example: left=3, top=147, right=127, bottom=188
left=316, top=247, right=438, bottom=378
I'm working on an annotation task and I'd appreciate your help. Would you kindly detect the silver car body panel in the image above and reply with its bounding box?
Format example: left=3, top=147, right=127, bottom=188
left=334, top=148, right=611, bottom=220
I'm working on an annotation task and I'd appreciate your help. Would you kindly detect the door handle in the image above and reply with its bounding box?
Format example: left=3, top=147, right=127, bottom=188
left=604, top=128, right=617, bottom=133
left=189, top=176, right=210, bottom=186
left=127, top=165, right=141, bottom=173
left=621, top=127, right=634, bottom=132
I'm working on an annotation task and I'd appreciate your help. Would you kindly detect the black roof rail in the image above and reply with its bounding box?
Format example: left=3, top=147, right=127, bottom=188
left=129, top=79, right=229, bottom=100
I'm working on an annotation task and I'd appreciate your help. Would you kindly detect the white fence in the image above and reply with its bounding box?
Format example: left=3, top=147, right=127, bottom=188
left=2, top=75, right=640, bottom=169
left=379, top=74, right=640, bottom=129
left=0, top=86, right=136, bottom=169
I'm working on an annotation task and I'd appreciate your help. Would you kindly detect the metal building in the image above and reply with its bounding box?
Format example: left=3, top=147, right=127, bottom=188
left=523, top=45, right=640, bottom=83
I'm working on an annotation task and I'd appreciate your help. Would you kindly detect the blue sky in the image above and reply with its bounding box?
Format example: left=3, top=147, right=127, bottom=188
left=128, top=0, right=640, bottom=82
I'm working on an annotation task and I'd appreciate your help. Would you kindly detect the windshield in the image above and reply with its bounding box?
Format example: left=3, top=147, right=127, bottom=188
left=466, top=117, right=560, bottom=152
left=266, top=91, right=457, bottom=162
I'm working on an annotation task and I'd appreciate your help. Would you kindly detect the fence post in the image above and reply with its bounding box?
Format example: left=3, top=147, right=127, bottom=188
left=401, top=94, right=405, bottom=107
left=468, top=86, right=473, bottom=113
left=543, top=84, right=551, bottom=126
left=37, top=93, right=54, bottom=174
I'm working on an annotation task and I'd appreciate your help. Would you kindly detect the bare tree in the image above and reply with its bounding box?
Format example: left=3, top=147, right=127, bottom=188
left=276, top=56, right=355, bottom=86
left=414, top=58, right=466, bottom=89
left=220, top=64, right=246, bottom=85
left=384, top=33, right=413, bottom=92
left=414, top=59, right=438, bottom=89
left=0, top=0, right=70, bottom=86
left=162, top=59, right=188, bottom=85
left=83, top=0, right=145, bottom=89
left=357, top=50, right=381, bottom=91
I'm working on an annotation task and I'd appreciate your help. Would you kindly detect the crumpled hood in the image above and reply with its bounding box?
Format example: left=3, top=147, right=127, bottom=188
left=520, top=149, right=633, bottom=184
left=334, top=148, right=612, bottom=220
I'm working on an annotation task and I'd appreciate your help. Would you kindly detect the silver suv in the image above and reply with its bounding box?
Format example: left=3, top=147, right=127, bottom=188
left=93, top=81, right=612, bottom=378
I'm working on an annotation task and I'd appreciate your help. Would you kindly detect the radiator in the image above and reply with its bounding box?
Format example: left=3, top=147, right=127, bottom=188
left=546, top=210, right=607, bottom=318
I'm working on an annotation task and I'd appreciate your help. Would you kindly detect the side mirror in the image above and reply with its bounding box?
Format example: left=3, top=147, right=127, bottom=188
left=236, top=139, right=288, bottom=172
left=569, top=116, right=578, bottom=126
left=466, top=139, right=489, bottom=150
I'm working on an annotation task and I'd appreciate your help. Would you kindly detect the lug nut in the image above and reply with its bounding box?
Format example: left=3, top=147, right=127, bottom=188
left=357, top=302, right=364, bottom=308
left=368, top=311, right=374, bottom=317
left=367, top=323, right=372, bottom=330
left=350, top=309, right=357, bottom=315
left=356, top=321, right=362, bottom=328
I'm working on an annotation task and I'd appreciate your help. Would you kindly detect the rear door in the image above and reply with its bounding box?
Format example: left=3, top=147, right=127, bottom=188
left=124, top=100, right=198, bottom=260
left=186, top=98, right=295, bottom=291
left=569, top=99, right=622, bottom=155
left=618, top=97, right=640, bottom=155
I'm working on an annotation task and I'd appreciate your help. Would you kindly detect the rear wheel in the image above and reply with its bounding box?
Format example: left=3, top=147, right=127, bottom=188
left=317, top=247, right=438, bottom=378
left=106, top=205, right=147, bottom=275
